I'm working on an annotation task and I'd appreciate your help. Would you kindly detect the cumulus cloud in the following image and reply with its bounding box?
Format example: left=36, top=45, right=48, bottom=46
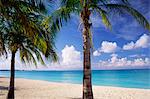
left=123, top=42, right=135, bottom=50
left=93, top=41, right=118, bottom=56
left=135, top=34, right=150, bottom=48
left=101, top=41, right=118, bottom=53
left=98, top=54, right=150, bottom=67
left=0, top=45, right=82, bottom=70
left=123, top=34, right=150, bottom=50
left=93, top=50, right=101, bottom=56
left=61, top=45, right=81, bottom=65
left=1, top=44, right=149, bottom=70
left=41, top=45, right=82, bottom=70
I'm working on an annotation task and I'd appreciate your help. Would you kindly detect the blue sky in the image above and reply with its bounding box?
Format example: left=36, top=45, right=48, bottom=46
left=0, top=0, right=150, bottom=70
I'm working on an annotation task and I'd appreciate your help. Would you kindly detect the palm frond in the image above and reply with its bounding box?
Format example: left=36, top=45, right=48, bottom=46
left=0, top=0, right=2, bottom=7
left=43, top=6, right=72, bottom=35
left=91, top=0, right=109, bottom=5
left=44, top=41, right=58, bottom=62
left=61, top=0, right=81, bottom=12
left=0, top=32, right=7, bottom=57
left=0, top=0, right=58, bottom=68
left=52, top=6, right=72, bottom=22
left=20, top=47, right=37, bottom=65
left=99, top=10, right=111, bottom=29
left=34, top=50, right=45, bottom=65
left=89, top=4, right=112, bottom=29
left=104, top=4, right=150, bottom=30
left=121, top=0, right=130, bottom=4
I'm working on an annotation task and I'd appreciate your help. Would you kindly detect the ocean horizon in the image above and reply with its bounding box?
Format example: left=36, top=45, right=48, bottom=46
left=0, top=69, right=150, bottom=89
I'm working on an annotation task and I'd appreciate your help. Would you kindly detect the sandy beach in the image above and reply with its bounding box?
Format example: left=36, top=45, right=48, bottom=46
left=0, top=77, right=150, bottom=99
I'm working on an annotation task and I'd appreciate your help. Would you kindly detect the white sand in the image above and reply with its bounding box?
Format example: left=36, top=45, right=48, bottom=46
left=0, top=77, right=150, bottom=99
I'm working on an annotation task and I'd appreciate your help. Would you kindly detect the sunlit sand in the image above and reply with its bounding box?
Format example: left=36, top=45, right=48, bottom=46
left=0, top=77, right=149, bottom=99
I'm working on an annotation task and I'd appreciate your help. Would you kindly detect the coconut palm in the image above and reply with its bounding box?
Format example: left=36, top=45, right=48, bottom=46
left=0, top=16, right=57, bottom=99
left=0, top=0, right=58, bottom=99
left=49, top=0, right=150, bottom=98
left=0, top=25, right=56, bottom=99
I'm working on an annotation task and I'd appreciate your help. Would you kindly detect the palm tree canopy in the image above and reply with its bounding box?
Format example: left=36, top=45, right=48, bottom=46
left=47, top=0, right=149, bottom=50
left=50, top=0, right=150, bottom=31
left=0, top=0, right=58, bottom=65
left=0, top=17, right=57, bottom=66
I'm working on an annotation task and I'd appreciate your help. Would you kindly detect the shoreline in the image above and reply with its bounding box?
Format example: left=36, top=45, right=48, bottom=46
left=0, top=77, right=150, bottom=99
left=0, top=76, right=149, bottom=90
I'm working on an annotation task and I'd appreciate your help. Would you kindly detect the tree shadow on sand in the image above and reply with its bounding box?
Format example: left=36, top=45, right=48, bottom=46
left=0, top=86, right=17, bottom=90
left=0, top=86, right=8, bottom=96
left=0, top=93, right=5, bottom=96
left=68, top=97, right=82, bottom=99
left=0, top=86, right=8, bottom=90
left=68, top=97, right=99, bottom=99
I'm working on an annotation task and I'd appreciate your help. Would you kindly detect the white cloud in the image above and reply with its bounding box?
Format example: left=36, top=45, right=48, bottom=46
left=101, top=41, right=118, bottom=53
left=1, top=44, right=149, bottom=70
left=129, top=54, right=146, bottom=58
left=98, top=54, right=150, bottom=67
left=93, top=41, right=118, bottom=56
left=45, top=45, right=82, bottom=70
left=0, top=53, right=26, bottom=70
left=0, top=56, right=10, bottom=70
left=93, top=50, right=101, bottom=56
left=123, top=34, right=150, bottom=50
left=0, top=45, right=82, bottom=70
left=42, top=45, right=82, bottom=70
left=61, top=45, right=81, bottom=65
left=135, top=34, right=150, bottom=48
left=123, top=42, right=135, bottom=50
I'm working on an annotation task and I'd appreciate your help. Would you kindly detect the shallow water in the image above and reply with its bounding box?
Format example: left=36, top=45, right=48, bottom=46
left=0, top=69, right=150, bottom=89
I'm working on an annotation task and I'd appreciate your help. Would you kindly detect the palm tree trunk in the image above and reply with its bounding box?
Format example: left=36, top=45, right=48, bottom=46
left=7, top=51, right=16, bottom=99
left=81, top=6, right=93, bottom=99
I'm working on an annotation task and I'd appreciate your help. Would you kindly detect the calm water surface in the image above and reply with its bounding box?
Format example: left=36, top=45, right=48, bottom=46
left=0, top=69, right=150, bottom=89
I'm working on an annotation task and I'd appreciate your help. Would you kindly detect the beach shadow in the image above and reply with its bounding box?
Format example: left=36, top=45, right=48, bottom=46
left=0, top=86, right=17, bottom=91
left=0, top=93, right=5, bottom=95
left=68, top=97, right=98, bottom=99
left=68, top=97, right=82, bottom=99
left=0, top=86, right=8, bottom=90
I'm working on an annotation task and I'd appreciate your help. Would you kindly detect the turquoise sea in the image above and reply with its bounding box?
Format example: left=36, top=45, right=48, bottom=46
left=0, top=69, right=150, bottom=89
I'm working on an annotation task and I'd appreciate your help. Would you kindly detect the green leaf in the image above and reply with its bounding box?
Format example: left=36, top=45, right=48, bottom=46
left=99, top=10, right=112, bottom=29
left=105, top=4, right=150, bottom=31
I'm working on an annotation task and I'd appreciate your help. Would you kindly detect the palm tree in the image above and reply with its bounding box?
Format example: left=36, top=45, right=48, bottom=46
left=49, top=0, right=150, bottom=98
left=0, top=0, right=58, bottom=98
left=0, top=27, right=55, bottom=99
left=0, top=16, right=57, bottom=99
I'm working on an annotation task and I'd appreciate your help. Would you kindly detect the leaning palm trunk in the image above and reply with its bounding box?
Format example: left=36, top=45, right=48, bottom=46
left=7, top=51, right=16, bottom=99
left=81, top=6, right=93, bottom=99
